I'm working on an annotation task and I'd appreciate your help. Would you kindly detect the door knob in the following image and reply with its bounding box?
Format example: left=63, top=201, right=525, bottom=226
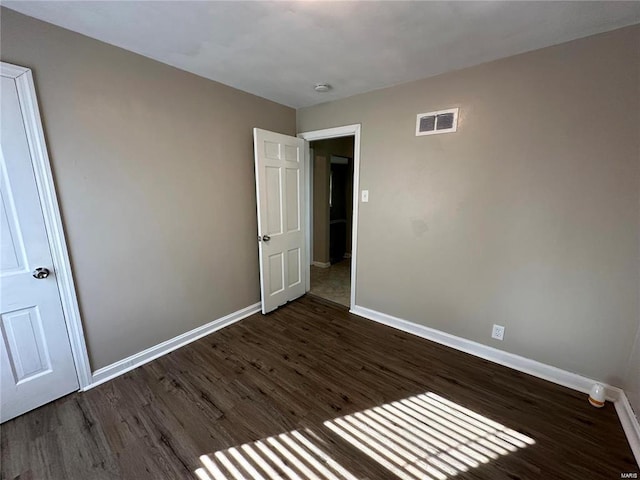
left=262, top=235, right=271, bottom=242
left=32, top=267, right=50, bottom=279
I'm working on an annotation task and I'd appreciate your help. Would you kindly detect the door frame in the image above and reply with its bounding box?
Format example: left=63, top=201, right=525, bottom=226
left=1, top=62, right=92, bottom=389
left=298, top=124, right=361, bottom=310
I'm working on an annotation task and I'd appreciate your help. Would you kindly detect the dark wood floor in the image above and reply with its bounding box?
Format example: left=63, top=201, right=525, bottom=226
left=1, top=295, right=637, bottom=479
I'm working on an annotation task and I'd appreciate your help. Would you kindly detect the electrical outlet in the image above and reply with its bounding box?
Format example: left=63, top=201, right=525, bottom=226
left=361, top=190, right=369, bottom=202
left=492, top=324, right=505, bottom=341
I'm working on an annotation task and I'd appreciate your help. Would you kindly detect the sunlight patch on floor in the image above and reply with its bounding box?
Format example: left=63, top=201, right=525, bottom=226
left=324, top=392, right=535, bottom=480
left=195, top=429, right=358, bottom=480
left=195, top=392, right=534, bottom=479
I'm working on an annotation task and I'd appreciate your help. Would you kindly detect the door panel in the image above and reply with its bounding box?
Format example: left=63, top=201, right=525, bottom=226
left=265, top=166, right=283, bottom=235
left=268, top=253, right=285, bottom=295
left=0, top=75, right=78, bottom=422
left=287, top=248, right=301, bottom=287
left=1, top=185, right=27, bottom=272
left=283, top=144, right=299, bottom=163
left=285, top=168, right=300, bottom=232
left=254, top=129, right=306, bottom=313
left=2, top=306, right=51, bottom=382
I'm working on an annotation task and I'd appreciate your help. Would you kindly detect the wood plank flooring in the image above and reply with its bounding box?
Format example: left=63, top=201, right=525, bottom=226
left=1, top=295, right=637, bottom=479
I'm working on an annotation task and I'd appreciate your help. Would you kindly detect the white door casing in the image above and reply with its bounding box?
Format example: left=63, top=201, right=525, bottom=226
left=298, top=124, right=361, bottom=310
left=1, top=63, right=90, bottom=421
left=253, top=128, right=306, bottom=314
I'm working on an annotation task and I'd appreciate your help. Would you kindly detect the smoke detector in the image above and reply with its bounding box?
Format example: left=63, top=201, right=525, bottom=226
left=314, top=83, right=332, bottom=93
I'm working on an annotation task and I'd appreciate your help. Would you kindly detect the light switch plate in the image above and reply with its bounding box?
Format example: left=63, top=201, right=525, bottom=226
left=361, top=190, right=369, bottom=202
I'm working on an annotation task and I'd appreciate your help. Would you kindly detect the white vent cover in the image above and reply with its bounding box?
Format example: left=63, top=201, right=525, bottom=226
left=416, top=108, right=459, bottom=136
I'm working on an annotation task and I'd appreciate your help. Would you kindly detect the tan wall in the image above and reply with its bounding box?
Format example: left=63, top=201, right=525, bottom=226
left=626, top=329, right=640, bottom=415
left=312, top=155, right=330, bottom=264
left=298, top=25, right=640, bottom=385
left=310, top=137, right=354, bottom=264
left=1, top=9, right=296, bottom=370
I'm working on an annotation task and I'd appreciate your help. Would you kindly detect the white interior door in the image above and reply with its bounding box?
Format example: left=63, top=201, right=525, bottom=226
left=254, top=128, right=306, bottom=314
left=0, top=75, right=79, bottom=422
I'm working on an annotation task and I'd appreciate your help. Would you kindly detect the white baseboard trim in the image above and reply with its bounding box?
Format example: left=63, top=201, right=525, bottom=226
left=350, top=305, right=617, bottom=400
left=615, top=391, right=640, bottom=466
left=350, top=304, right=640, bottom=466
left=312, top=261, right=331, bottom=268
left=84, top=302, right=261, bottom=391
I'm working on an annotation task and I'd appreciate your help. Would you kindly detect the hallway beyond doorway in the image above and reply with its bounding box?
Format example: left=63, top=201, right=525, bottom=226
left=309, top=259, right=351, bottom=307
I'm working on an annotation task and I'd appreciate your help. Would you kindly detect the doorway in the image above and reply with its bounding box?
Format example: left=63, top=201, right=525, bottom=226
left=308, top=138, right=354, bottom=307
left=254, top=124, right=360, bottom=314
left=298, top=125, right=361, bottom=310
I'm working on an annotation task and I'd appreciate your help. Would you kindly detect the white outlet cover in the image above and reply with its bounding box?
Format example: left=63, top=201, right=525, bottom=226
left=361, top=190, right=369, bottom=202
left=492, top=324, right=505, bottom=341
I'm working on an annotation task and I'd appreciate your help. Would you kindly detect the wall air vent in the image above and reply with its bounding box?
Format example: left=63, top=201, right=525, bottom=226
left=416, top=108, right=459, bottom=136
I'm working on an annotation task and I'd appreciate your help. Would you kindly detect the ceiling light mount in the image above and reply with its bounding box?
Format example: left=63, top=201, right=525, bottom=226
left=314, top=83, right=332, bottom=93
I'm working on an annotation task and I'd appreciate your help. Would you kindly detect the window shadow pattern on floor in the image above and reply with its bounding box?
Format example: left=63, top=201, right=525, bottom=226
left=196, top=392, right=535, bottom=479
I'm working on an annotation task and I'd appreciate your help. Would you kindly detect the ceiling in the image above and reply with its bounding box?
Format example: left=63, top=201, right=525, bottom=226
left=5, top=1, right=640, bottom=108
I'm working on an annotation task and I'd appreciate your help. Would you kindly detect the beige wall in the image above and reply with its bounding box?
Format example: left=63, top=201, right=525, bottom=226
left=1, top=9, right=296, bottom=370
left=626, top=328, right=640, bottom=415
left=311, top=137, right=355, bottom=264
left=312, top=154, right=330, bottom=264
left=298, top=25, right=640, bottom=385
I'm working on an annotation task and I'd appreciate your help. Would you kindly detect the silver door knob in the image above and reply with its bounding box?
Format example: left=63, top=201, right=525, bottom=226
left=262, top=235, right=271, bottom=242
left=32, top=267, right=50, bottom=279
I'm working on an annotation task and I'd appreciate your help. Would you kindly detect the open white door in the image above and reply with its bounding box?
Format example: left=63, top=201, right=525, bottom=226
left=253, top=128, right=306, bottom=314
left=1, top=71, right=79, bottom=422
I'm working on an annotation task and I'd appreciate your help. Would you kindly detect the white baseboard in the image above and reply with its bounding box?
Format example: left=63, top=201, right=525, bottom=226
left=350, top=304, right=640, bottom=466
left=615, top=391, right=640, bottom=466
left=350, top=305, right=619, bottom=400
left=84, top=302, right=261, bottom=390
left=312, top=261, right=331, bottom=268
